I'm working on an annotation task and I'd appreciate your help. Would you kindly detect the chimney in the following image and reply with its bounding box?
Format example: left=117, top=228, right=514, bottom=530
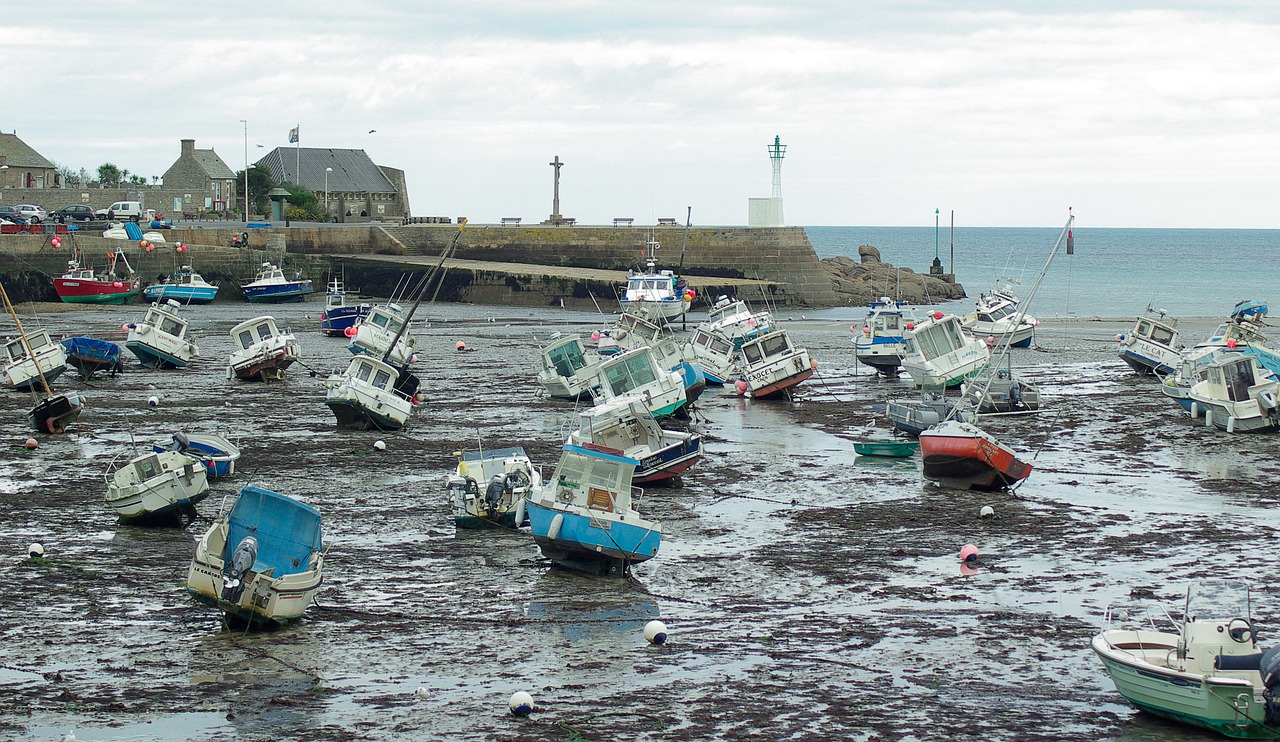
left=181, top=139, right=195, bottom=157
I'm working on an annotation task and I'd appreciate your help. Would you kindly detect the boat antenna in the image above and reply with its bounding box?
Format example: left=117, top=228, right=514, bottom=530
left=0, top=280, right=54, bottom=399
left=379, top=219, right=467, bottom=365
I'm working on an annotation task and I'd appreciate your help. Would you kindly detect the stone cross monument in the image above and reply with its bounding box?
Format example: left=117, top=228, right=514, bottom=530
left=548, top=155, right=563, bottom=223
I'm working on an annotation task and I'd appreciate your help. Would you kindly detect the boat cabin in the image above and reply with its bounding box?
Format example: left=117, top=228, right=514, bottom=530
left=904, top=315, right=972, bottom=362
left=253, top=263, right=287, bottom=282
left=707, top=298, right=752, bottom=329
left=691, top=328, right=734, bottom=359
left=132, top=452, right=195, bottom=483
left=1130, top=317, right=1178, bottom=350
left=616, top=311, right=664, bottom=344
left=543, top=335, right=590, bottom=379
left=141, top=304, right=189, bottom=339
left=363, top=305, right=407, bottom=335
left=550, top=444, right=639, bottom=514
left=4, top=329, right=54, bottom=363
left=1204, top=355, right=1274, bottom=404
left=172, top=267, right=207, bottom=286
left=973, top=300, right=1018, bottom=325
left=600, top=348, right=662, bottom=398
left=232, top=317, right=284, bottom=351
left=741, top=329, right=797, bottom=367
left=62, top=261, right=96, bottom=280
left=624, top=273, right=678, bottom=302
left=346, top=355, right=400, bottom=394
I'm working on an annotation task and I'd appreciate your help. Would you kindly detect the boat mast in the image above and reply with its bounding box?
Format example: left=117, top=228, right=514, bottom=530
left=379, top=219, right=468, bottom=366
left=0, top=280, right=54, bottom=398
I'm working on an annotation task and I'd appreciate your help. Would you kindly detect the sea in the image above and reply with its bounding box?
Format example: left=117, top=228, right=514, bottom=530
left=804, top=225, right=1279, bottom=320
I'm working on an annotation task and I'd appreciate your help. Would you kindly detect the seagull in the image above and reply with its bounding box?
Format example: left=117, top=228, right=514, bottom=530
left=368, top=129, right=377, bottom=133
left=256, top=144, right=264, bottom=148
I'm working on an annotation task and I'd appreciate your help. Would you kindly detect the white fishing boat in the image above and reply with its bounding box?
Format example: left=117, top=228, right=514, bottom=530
left=536, top=333, right=603, bottom=400
left=1187, top=352, right=1280, bottom=433
left=0, top=281, right=83, bottom=435
left=596, top=310, right=706, bottom=402
left=702, top=295, right=773, bottom=348
left=104, top=449, right=210, bottom=525
left=1117, top=308, right=1183, bottom=376
left=227, top=316, right=300, bottom=382
left=348, top=303, right=417, bottom=366
left=853, top=297, right=917, bottom=374
left=618, top=235, right=692, bottom=325
left=187, top=485, right=325, bottom=628
left=567, top=397, right=701, bottom=484
left=125, top=300, right=200, bottom=369
left=900, top=311, right=990, bottom=389
left=524, top=443, right=662, bottom=576
left=323, top=355, right=417, bottom=431
left=733, top=327, right=815, bottom=399
left=3, top=329, right=67, bottom=391
left=959, top=286, right=1037, bottom=349
left=685, top=326, right=739, bottom=385
left=447, top=446, right=541, bottom=529
left=1093, top=581, right=1280, bottom=739
left=592, top=346, right=688, bottom=419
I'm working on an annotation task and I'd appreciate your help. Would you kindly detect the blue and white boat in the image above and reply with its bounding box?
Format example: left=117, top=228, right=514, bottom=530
left=959, top=287, right=1037, bottom=349
left=241, top=262, right=314, bottom=303
left=152, top=431, right=241, bottom=479
left=60, top=335, right=122, bottom=380
left=1118, top=308, right=1182, bottom=376
left=619, top=236, right=691, bottom=325
left=567, top=397, right=701, bottom=485
left=524, top=443, right=662, bottom=576
left=143, top=265, right=218, bottom=304
left=596, top=310, right=705, bottom=402
left=853, top=297, right=918, bottom=374
left=592, top=346, right=688, bottom=419
left=320, top=276, right=372, bottom=337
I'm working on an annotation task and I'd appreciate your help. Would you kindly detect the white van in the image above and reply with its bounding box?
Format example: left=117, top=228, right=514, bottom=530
left=95, top=201, right=146, bottom=222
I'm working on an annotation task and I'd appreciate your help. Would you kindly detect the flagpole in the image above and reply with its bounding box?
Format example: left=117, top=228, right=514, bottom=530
left=294, top=123, right=300, bottom=183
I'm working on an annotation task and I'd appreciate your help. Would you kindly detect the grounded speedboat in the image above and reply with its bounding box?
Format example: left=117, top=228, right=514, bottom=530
left=104, top=449, right=210, bottom=525
left=919, top=420, right=1032, bottom=491
left=446, top=446, right=541, bottom=529
left=536, top=333, right=603, bottom=400
left=348, top=303, right=417, bottom=366
left=125, top=300, right=199, bottom=369
left=901, top=311, right=990, bottom=389
left=241, top=262, right=314, bottom=303
left=187, top=485, right=325, bottom=628
left=227, top=316, right=300, bottom=382
left=887, top=389, right=970, bottom=437
left=734, top=327, right=815, bottom=399
left=597, top=310, right=706, bottom=402
left=4, top=329, right=67, bottom=391
left=567, top=397, right=701, bottom=484
left=323, top=355, right=418, bottom=431
left=853, top=297, right=917, bottom=374
left=143, top=265, right=218, bottom=304
left=1187, top=352, right=1280, bottom=433
left=152, top=432, right=241, bottom=479
left=959, top=287, right=1037, bottom=349
left=1118, top=309, right=1183, bottom=376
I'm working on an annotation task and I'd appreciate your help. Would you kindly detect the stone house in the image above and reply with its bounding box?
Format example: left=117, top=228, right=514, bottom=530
left=0, top=132, right=58, bottom=189
left=255, top=147, right=409, bottom=222
left=160, top=139, right=237, bottom=215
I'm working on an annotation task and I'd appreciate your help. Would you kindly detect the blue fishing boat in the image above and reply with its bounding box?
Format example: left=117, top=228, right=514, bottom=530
left=143, top=265, right=219, bottom=304
left=320, top=276, right=372, bottom=337
left=854, top=297, right=918, bottom=373
left=524, top=443, right=662, bottom=576
left=241, top=262, right=313, bottom=303
left=152, top=432, right=241, bottom=478
left=60, top=335, right=122, bottom=380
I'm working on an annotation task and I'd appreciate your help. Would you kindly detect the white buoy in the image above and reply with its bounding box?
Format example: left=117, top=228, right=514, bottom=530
left=644, top=620, right=668, bottom=645
left=509, top=691, right=534, bottom=717
left=147, top=395, right=160, bottom=407
left=547, top=513, right=563, bottom=540
left=1117, top=608, right=1130, bottom=621
left=28, top=543, right=44, bottom=558
left=414, top=687, right=430, bottom=700
left=373, top=440, right=387, bottom=451
left=979, top=505, right=995, bottom=519
left=63, top=732, right=76, bottom=742
left=513, top=498, right=526, bottom=527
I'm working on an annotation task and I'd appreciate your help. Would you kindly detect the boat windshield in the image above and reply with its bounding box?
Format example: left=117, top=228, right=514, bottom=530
left=159, top=315, right=185, bottom=338
left=603, top=353, right=657, bottom=396
left=1184, top=580, right=1252, bottom=623
left=757, top=332, right=792, bottom=360
left=554, top=452, right=629, bottom=509
left=547, top=340, right=587, bottom=377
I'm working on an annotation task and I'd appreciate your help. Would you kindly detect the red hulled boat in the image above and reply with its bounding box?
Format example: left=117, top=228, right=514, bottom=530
left=52, top=250, right=140, bottom=305
left=919, top=420, right=1032, bottom=491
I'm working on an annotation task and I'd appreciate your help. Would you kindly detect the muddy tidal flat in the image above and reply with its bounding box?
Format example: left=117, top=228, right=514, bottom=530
left=2, top=301, right=1278, bottom=741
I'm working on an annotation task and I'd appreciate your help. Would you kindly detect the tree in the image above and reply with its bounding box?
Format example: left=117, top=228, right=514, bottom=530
left=53, top=163, right=80, bottom=187
left=234, top=166, right=276, bottom=215
left=279, top=183, right=326, bottom=221
left=127, top=174, right=147, bottom=186
left=97, top=163, right=122, bottom=186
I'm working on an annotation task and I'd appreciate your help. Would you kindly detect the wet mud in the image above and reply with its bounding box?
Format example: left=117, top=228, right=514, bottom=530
left=1, top=302, right=1277, bottom=741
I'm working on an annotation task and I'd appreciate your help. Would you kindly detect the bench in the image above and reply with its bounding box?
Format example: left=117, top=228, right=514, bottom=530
left=501, top=217, right=521, bottom=226
left=657, top=217, right=678, bottom=226
left=613, top=217, right=634, bottom=227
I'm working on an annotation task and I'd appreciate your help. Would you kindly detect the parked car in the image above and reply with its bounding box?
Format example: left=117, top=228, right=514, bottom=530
left=49, top=205, right=97, bottom=223
left=0, top=205, right=29, bottom=225
left=14, top=204, right=47, bottom=224
left=94, top=200, right=146, bottom=222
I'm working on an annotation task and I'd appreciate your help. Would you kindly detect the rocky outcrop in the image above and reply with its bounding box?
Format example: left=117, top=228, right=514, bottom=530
left=822, top=249, right=966, bottom=306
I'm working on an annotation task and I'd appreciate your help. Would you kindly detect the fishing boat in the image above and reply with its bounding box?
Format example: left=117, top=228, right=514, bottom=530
left=52, top=250, right=141, bottom=304
left=151, top=431, right=241, bottom=478
left=125, top=300, right=200, bottom=369
left=536, top=333, right=603, bottom=400
left=60, top=335, right=122, bottom=380
left=853, top=297, right=917, bottom=374
left=1093, top=581, right=1280, bottom=739
left=618, top=235, right=692, bottom=325
left=104, top=449, right=210, bottom=525
left=0, top=281, right=83, bottom=434
left=3, top=329, right=67, bottom=390
left=241, top=262, right=314, bottom=303
left=886, top=389, right=971, bottom=437
left=596, top=310, right=706, bottom=402
left=734, top=327, right=815, bottom=399
left=1118, top=308, right=1183, bottom=375
left=323, top=354, right=417, bottom=430
left=959, top=286, right=1038, bottom=349
left=961, top=368, right=1041, bottom=414
left=447, top=446, right=541, bottom=529
left=702, top=296, right=773, bottom=348
left=347, top=303, right=417, bottom=366
left=592, top=346, right=688, bottom=419
left=853, top=440, right=919, bottom=458
left=186, top=485, right=325, bottom=628
left=143, top=265, right=218, bottom=304
left=227, top=316, right=300, bottom=382
left=1187, top=352, right=1280, bottom=433
left=319, top=276, right=372, bottom=337
left=1161, top=344, right=1235, bottom=412
left=1199, top=301, right=1280, bottom=378
left=919, top=419, right=1033, bottom=491
left=524, top=443, right=661, bottom=576
left=567, top=397, right=701, bottom=484
left=900, top=311, right=991, bottom=389
left=685, top=327, right=739, bottom=385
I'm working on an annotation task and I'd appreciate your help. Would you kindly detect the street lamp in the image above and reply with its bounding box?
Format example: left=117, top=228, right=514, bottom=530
left=240, top=119, right=248, bottom=223
left=324, top=167, right=332, bottom=221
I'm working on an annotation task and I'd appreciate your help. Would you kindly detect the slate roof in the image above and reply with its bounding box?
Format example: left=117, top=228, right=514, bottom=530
left=0, top=133, right=56, bottom=169
left=255, top=148, right=397, bottom=193
left=193, top=149, right=235, bottom=179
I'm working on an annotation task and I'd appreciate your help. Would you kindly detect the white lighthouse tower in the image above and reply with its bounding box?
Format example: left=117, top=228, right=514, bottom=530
left=748, top=134, right=786, bottom=227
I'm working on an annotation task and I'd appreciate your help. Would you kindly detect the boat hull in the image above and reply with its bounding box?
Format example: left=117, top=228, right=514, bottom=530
left=526, top=500, right=660, bottom=576
left=62, top=337, right=122, bottom=380
left=126, top=341, right=191, bottom=369
left=920, top=425, right=1032, bottom=491
left=143, top=285, right=217, bottom=304
left=1119, top=347, right=1178, bottom=376
left=9, top=363, right=65, bottom=391
left=53, top=278, right=140, bottom=304
left=1190, top=399, right=1280, bottom=434
left=320, top=305, right=373, bottom=336
left=27, top=392, right=84, bottom=435
left=325, top=397, right=407, bottom=431
left=231, top=353, right=298, bottom=382
left=243, top=281, right=313, bottom=303
left=633, top=435, right=701, bottom=484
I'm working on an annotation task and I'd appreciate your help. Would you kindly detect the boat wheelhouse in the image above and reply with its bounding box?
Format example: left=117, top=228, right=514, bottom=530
left=592, top=346, right=687, bottom=419
left=1118, top=311, right=1182, bottom=376
left=324, top=355, right=417, bottom=431
left=348, top=303, right=417, bottom=366
left=536, top=333, right=603, bottom=400
left=900, top=312, right=990, bottom=389
left=227, top=316, right=300, bottom=382
left=736, top=327, right=815, bottom=399
left=125, top=300, right=199, bottom=369
left=3, top=329, right=67, bottom=391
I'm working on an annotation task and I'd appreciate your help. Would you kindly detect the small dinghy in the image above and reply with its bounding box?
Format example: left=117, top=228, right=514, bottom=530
left=227, top=316, right=300, bottom=382
left=4, top=329, right=67, bottom=390
left=61, top=335, right=122, bottom=380
left=853, top=440, right=919, bottom=458
left=447, top=446, right=541, bottom=529
left=152, top=432, right=240, bottom=478
left=919, top=419, right=1032, bottom=491
left=524, top=443, right=661, bottom=576
left=125, top=300, right=199, bottom=369
left=104, top=449, right=210, bottom=525
left=187, top=485, right=325, bottom=628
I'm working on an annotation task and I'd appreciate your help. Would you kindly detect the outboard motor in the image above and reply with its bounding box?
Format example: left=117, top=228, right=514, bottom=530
left=221, top=535, right=258, bottom=602
left=485, top=475, right=505, bottom=513
left=1259, top=644, right=1280, bottom=725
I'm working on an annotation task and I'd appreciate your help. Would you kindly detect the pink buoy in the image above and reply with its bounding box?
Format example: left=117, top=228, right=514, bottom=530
left=51, top=237, right=61, bottom=247
left=121, top=324, right=131, bottom=333
left=145, top=244, right=154, bottom=252
left=905, top=323, right=915, bottom=330
left=344, top=326, right=357, bottom=338
left=734, top=380, right=749, bottom=395
left=1227, top=339, right=1237, bottom=349
left=986, top=336, right=995, bottom=346
left=455, top=341, right=467, bottom=351
left=112, top=281, right=123, bottom=288
left=24, top=437, right=37, bottom=450
left=591, top=331, right=601, bottom=341
left=933, top=311, right=944, bottom=320
left=688, top=290, right=696, bottom=299
left=959, top=544, right=980, bottom=562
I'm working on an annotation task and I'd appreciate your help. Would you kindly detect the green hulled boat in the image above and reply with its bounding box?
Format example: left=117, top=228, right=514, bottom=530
left=853, top=440, right=919, bottom=458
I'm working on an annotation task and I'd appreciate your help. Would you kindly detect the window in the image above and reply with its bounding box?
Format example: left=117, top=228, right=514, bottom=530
left=135, top=456, right=160, bottom=480
left=256, top=324, right=273, bottom=341
left=356, top=362, right=373, bottom=381
left=161, top=318, right=183, bottom=337
left=1151, top=326, right=1175, bottom=346
left=883, top=315, right=900, bottom=331
left=743, top=343, right=763, bottom=364
left=1136, top=320, right=1152, bottom=338
left=238, top=330, right=255, bottom=349
left=914, top=326, right=942, bottom=359
left=371, top=314, right=389, bottom=328
left=372, top=370, right=391, bottom=389
left=1224, top=360, right=1255, bottom=403
left=760, top=334, right=789, bottom=358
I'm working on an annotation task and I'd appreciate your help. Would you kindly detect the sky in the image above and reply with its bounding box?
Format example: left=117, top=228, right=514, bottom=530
left=7, top=2, right=1280, bottom=228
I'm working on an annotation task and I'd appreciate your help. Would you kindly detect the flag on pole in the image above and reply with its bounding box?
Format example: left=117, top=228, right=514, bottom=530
left=288, top=127, right=299, bottom=144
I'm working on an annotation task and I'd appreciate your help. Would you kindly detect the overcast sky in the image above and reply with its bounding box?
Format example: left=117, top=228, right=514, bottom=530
left=8, top=2, right=1279, bottom=228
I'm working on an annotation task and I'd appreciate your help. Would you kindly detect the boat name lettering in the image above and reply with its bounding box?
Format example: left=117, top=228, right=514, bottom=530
left=588, top=517, right=612, bottom=530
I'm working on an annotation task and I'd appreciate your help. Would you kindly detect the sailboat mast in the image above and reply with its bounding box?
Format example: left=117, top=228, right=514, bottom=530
left=0, top=281, right=53, bottom=397
left=379, top=219, right=467, bottom=365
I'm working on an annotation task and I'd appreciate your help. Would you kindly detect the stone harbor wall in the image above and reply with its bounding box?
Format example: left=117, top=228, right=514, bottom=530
left=821, top=245, right=965, bottom=306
